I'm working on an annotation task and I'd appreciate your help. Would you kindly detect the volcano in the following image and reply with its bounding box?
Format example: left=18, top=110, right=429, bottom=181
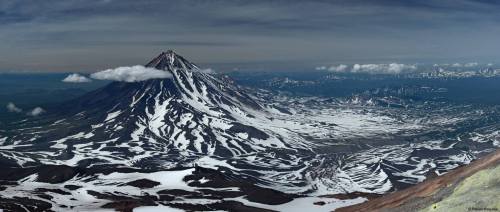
left=3, top=50, right=307, bottom=168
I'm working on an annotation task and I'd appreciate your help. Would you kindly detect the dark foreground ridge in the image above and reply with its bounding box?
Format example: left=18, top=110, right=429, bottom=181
left=337, top=149, right=500, bottom=212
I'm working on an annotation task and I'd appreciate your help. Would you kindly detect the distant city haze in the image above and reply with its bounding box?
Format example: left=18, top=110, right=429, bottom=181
left=1, top=0, right=499, bottom=72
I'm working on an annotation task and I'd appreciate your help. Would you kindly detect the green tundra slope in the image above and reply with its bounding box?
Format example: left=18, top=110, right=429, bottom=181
left=421, top=164, right=500, bottom=212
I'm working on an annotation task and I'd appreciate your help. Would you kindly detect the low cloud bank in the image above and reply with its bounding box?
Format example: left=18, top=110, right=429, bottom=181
left=27, top=107, right=45, bottom=116
left=434, top=62, right=492, bottom=68
left=6, top=102, right=45, bottom=117
left=62, top=73, right=92, bottom=83
left=452, top=62, right=478, bottom=68
left=353, top=63, right=417, bottom=74
left=316, top=64, right=348, bottom=72
left=90, top=65, right=172, bottom=82
left=316, top=63, right=417, bottom=74
left=6, top=102, right=22, bottom=113
left=64, top=65, right=212, bottom=83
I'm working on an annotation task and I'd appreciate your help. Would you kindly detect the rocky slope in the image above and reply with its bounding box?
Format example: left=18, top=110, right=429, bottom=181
left=337, top=149, right=500, bottom=212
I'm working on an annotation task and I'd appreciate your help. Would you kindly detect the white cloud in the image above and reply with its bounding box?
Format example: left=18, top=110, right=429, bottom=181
left=351, top=63, right=417, bottom=74
left=330, top=65, right=348, bottom=72
left=62, top=73, right=92, bottom=83
left=331, top=64, right=348, bottom=72
left=27, top=107, right=45, bottom=116
left=90, top=65, right=172, bottom=82
left=437, top=62, right=481, bottom=68
left=7, top=103, right=46, bottom=116
left=315, top=64, right=348, bottom=72
left=464, top=62, right=479, bottom=67
left=6, top=102, right=22, bottom=113
left=317, top=63, right=416, bottom=74
left=315, top=66, right=327, bottom=71
left=198, top=68, right=215, bottom=74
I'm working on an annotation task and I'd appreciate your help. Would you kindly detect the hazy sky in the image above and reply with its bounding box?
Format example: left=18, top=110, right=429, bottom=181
left=1, top=0, right=500, bottom=72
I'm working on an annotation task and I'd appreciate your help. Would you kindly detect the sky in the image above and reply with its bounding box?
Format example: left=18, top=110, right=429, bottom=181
left=1, top=0, right=500, bottom=72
